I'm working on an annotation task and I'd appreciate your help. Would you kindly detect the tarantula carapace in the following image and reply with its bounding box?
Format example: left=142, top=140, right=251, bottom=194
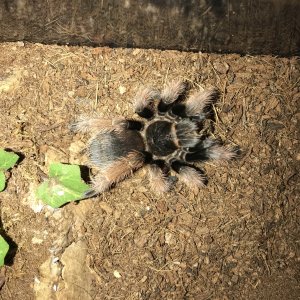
left=72, top=80, right=238, bottom=198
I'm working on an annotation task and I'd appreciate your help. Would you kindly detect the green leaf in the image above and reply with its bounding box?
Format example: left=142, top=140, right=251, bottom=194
left=36, top=163, right=90, bottom=208
left=0, top=172, right=5, bottom=192
left=0, top=149, right=19, bottom=171
left=0, top=149, right=19, bottom=192
left=0, top=236, right=9, bottom=266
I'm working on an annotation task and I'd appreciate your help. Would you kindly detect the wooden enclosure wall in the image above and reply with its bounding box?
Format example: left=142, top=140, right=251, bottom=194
left=0, top=0, right=299, bottom=55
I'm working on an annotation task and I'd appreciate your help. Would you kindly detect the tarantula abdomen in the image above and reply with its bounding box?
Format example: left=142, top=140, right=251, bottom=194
left=72, top=79, right=239, bottom=197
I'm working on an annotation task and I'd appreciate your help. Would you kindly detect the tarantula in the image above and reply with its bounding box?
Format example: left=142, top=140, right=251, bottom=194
left=72, top=80, right=238, bottom=197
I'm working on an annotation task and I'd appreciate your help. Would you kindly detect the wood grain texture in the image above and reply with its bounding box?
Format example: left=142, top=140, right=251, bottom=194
left=0, top=0, right=299, bottom=55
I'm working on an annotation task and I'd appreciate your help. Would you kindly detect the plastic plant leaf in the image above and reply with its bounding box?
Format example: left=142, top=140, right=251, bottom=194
left=36, top=163, right=90, bottom=208
left=0, top=149, right=19, bottom=192
left=0, top=236, right=9, bottom=266
left=0, top=149, right=19, bottom=171
left=0, top=172, right=5, bottom=192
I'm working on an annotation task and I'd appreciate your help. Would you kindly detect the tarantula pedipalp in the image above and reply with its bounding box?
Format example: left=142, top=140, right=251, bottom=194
left=72, top=80, right=238, bottom=198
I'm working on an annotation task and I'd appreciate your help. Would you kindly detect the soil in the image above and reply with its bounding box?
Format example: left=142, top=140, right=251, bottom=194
left=0, top=42, right=299, bottom=300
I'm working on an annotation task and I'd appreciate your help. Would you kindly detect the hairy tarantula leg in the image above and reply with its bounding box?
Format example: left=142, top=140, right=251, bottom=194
left=160, top=79, right=187, bottom=104
left=205, top=144, right=239, bottom=161
left=171, top=88, right=220, bottom=119
left=133, top=86, right=160, bottom=119
left=84, top=151, right=146, bottom=197
left=158, top=79, right=187, bottom=113
left=185, top=138, right=239, bottom=162
left=71, top=115, right=143, bottom=135
left=71, top=115, right=126, bottom=134
left=126, top=119, right=144, bottom=130
left=175, top=119, right=200, bottom=148
left=147, top=160, right=173, bottom=193
left=171, top=161, right=207, bottom=189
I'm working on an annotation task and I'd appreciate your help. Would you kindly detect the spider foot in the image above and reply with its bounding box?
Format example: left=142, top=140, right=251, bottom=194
left=171, top=161, right=207, bottom=189
left=133, top=86, right=159, bottom=119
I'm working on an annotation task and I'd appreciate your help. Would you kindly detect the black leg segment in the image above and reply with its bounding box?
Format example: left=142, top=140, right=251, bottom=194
left=136, top=107, right=154, bottom=119
left=126, top=120, right=144, bottom=131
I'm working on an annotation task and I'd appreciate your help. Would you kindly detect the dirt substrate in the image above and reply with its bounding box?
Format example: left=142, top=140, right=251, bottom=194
left=0, top=43, right=299, bottom=299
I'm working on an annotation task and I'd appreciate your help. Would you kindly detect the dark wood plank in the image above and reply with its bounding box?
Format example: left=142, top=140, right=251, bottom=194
left=0, top=0, right=299, bottom=55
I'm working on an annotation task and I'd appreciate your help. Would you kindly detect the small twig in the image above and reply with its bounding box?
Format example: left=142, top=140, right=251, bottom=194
left=39, top=122, right=63, bottom=132
left=260, top=252, right=271, bottom=275
left=163, top=65, right=171, bottom=85
left=95, top=82, right=99, bottom=108
left=43, top=58, right=57, bottom=69
left=147, top=264, right=172, bottom=273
